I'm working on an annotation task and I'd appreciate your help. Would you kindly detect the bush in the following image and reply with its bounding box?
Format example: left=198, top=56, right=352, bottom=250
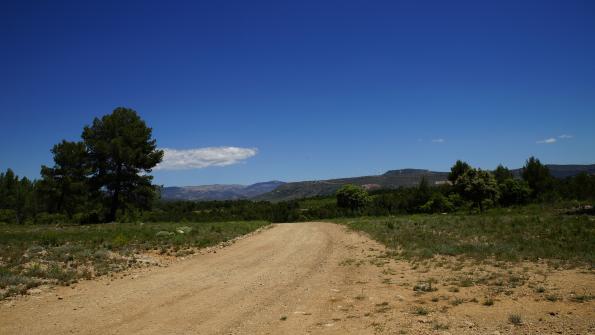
left=499, top=179, right=531, bottom=206
left=336, top=185, right=371, bottom=210
left=0, top=209, right=17, bottom=224
left=456, top=169, right=500, bottom=212
left=420, top=193, right=454, bottom=213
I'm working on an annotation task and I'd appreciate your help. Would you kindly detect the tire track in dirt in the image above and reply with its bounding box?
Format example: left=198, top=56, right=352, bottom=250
left=1, top=222, right=593, bottom=335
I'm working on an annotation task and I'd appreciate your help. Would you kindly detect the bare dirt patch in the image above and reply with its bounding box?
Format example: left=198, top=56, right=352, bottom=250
left=1, top=222, right=593, bottom=334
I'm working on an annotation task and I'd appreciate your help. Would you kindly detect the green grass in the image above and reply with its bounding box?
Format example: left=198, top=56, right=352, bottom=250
left=0, top=220, right=268, bottom=300
left=332, top=205, right=595, bottom=264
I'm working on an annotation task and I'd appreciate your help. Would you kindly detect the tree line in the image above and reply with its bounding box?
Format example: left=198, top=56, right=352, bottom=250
left=327, top=157, right=594, bottom=216
left=1, top=108, right=163, bottom=224
left=0, top=107, right=593, bottom=224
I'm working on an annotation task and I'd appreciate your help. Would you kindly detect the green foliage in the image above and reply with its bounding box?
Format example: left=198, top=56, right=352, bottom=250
left=37, top=140, right=89, bottom=217
left=493, top=164, right=514, bottom=184
left=498, top=179, right=531, bottom=206
left=0, top=169, right=38, bottom=224
left=456, top=168, right=500, bottom=211
left=82, top=107, right=164, bottom=221
left=0, top=220, right=268, bottom=299
left=336, top=184, right=371, bottom=210
left=334, top=205, right=595, bottom=264
left=556, top=172, right=595, bottom=200
left=420, top=193, right=454, bottom=213
left=448, top=160, right=471, bottom=183
left=522, top=157, right=553, bottom=198
left=1, top=152, right=594, bottom=225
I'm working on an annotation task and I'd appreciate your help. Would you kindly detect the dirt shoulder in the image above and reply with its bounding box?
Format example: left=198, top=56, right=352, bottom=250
left=1, top=222, right=593, bottom=334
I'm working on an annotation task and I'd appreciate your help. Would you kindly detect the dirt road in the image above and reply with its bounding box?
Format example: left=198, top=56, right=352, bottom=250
left=1, top=222, right=593, bottom=334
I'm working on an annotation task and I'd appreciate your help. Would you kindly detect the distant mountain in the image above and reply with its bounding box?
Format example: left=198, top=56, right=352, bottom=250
left=254, top=169, right=450, bottom=202
left=161, top=164, right=595, bottom=202
left=160, top=181, right=285, bottom=201
left=256, top=164, right=595, bottom=202
left=511, top=164, right=595, bottom=179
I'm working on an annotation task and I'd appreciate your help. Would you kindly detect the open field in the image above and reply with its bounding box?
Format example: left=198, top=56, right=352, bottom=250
left=0, top=220, right=268, bottom=299
left=1, top=219, right=594, bottom=334
left=332, top=204, right=595, bottom=265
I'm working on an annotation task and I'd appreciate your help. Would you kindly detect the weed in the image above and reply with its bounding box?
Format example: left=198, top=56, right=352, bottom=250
left=0, top=220, right=268, bottom=300
left=413, top=279, right=437, bottom=292
left=333, top=207, right=595, bottom=265
left=535, top=286, right=546, bottom=293
left=375, top=301, right=391, bottom=313
left=412, top=306, right=429, bottom=315
left=450, top=297, right=464, bottom=306
left=339, top=258, right=356, bottom=266
left=508, top=314, right=523, bottom=326
left=433, top=322, right=449, bottom=330
left=570, top=294, right=593, bottom=303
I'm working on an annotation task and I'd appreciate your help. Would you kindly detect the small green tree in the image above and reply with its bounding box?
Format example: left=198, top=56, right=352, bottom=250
left=82, top=108, right=164, bottom=222
left=498, top=178, right=531, bottom=206
left=0, top=169, right=18, bottom=210
left=336, top=184, right=371, bottom=210
left=420, top=193, right=454, bottom=213
left=0, top=169, right=39, bottom=224
left=493, top=164, right=514, bottom=184
left=448, top=160, right=471, bottom=183
left=522, top=157, right=552, bottom=198
left=456, top=168, right=500, bottom=212
left=38, top=140, right=89, bottom=217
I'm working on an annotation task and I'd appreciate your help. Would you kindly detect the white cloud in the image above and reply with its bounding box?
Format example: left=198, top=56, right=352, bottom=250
left=536, top=138, right=557, bottom=144
left=155, top=146, right=258, bottom=170
left=431, top=138, right=445, bottom=143
left=558, top=134, right=573, bottom=139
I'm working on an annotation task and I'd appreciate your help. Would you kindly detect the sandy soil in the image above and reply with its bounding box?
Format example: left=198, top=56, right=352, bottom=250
left=1, top=222, right=593, bottom=334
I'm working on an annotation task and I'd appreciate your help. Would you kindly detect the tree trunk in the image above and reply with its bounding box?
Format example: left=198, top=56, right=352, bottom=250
left=108, top=187, right=119, bottom=222
left=108, top=164, right=123, bottom=222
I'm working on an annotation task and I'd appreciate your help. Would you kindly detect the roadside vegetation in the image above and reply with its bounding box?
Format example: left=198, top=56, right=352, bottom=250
left=332, top=204, right=594, bottom=265
left=1, top=106, right=593, bottom=307
left=0, top=220, right=268, bottom=300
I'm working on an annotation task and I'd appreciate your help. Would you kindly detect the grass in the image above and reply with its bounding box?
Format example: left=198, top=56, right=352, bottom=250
left=432, top=322, right=449, bottom=330
left=333, top=204, right=595, bottom=264
left=412, top=306, right=429, bottom=315
left=569, top=294, right=593, bottom=303
left=483, top=297, right=494, bottom=306
left=413, top=279, right=437, bottom=292
left=0, top=220, right=268, bottom=300
left=508, top=313, right=523, bottom=325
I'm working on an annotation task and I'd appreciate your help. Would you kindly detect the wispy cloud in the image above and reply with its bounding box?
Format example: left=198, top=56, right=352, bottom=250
left=155, top=146, right=258, bottom=170
left=558, top=134, right=573, bottom=139
left=536, top=138, right=557, bottom=144
left=431, top=138, right=445, bottom=143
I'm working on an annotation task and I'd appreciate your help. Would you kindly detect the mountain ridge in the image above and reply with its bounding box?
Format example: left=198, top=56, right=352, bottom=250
left=161, top=164, right=595, bottom=202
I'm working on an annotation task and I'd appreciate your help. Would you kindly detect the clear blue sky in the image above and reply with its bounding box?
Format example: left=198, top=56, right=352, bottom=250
left=1, top=0, right=594, bottom=186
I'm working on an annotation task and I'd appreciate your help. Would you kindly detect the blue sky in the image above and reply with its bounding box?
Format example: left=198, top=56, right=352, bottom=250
left=1, top=0, right=594, bottom=186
